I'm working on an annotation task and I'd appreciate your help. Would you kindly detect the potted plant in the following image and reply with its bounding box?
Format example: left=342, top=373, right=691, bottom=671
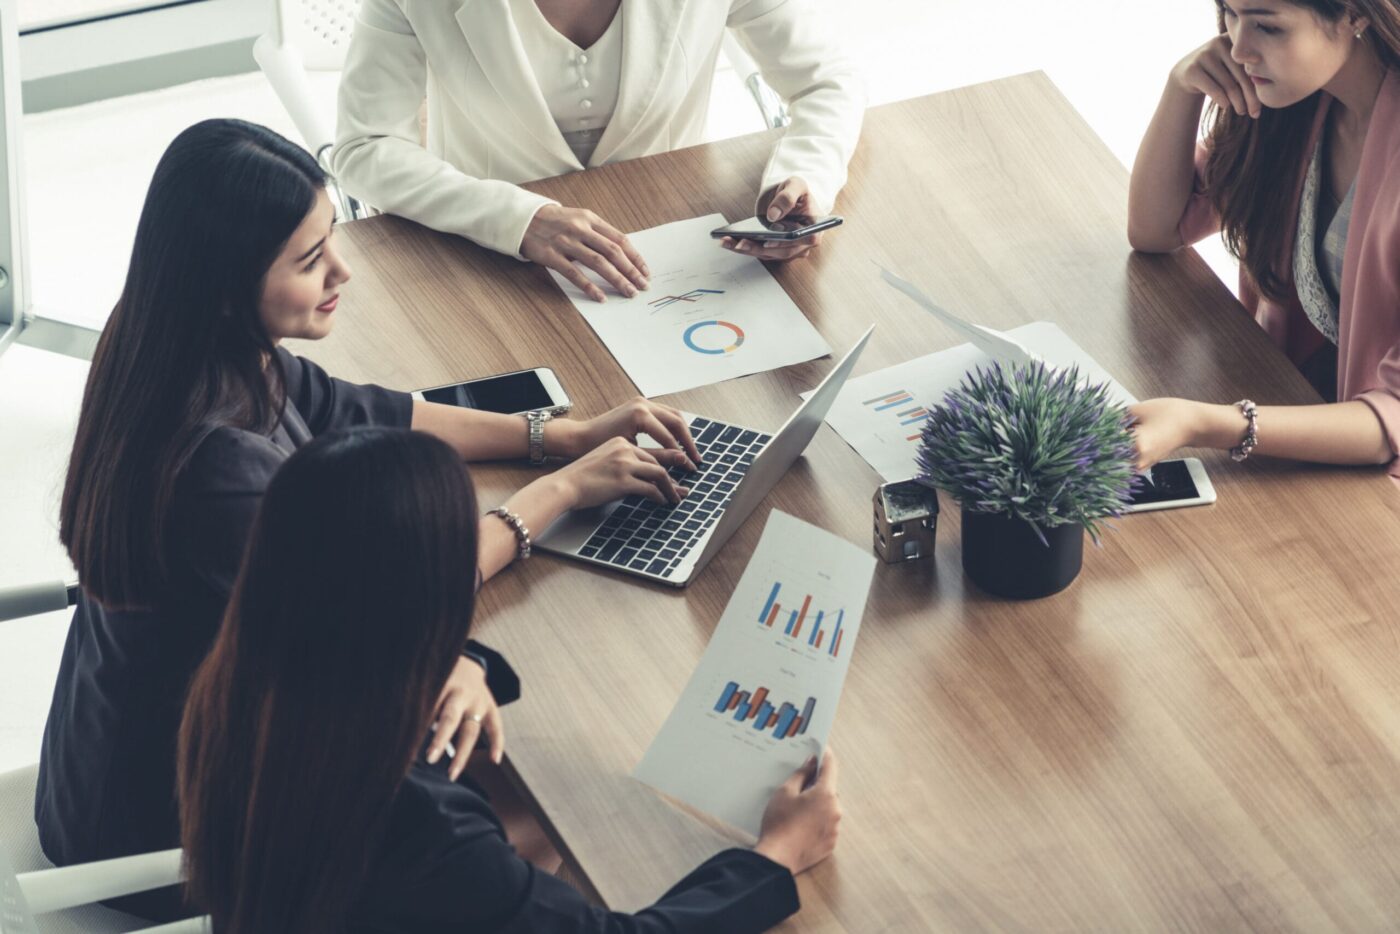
left=916, top=361, right=1138, bottom=599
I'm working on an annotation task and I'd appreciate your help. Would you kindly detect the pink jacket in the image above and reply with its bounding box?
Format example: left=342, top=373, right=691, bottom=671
left=1177, top=69, right=1400, bottom=481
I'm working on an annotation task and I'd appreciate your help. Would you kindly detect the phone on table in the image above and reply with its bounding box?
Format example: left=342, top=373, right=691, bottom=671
left=710, top=214, right=844, bottom=242
left=411, top=367, right=571, bottom=416
left=1124, top=458, right=1217, bottom=513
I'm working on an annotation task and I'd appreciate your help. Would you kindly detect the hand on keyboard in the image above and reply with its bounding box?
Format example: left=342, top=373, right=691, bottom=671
left=553, top=436, right=693, bottom=509
left=577, top=416, right=772, bottom=577
left=553, top=397, right=702, bottom=468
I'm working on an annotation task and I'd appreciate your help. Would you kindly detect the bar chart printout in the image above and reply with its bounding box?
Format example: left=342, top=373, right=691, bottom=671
left=862, top=389, right=930, bottom=441
left=634, top=510, right=876, bottom=835
left=808, top=321, right=1140, bottom=481
left=758, top=582, right=846, bottom=658
left=714, top=681, right=816, bottom=739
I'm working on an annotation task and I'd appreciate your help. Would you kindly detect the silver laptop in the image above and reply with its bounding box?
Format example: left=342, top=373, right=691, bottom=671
left=536, top=326, right=874, bottom=588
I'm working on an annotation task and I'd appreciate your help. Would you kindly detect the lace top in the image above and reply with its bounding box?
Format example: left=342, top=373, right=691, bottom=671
left=1293, top=137, right=1354, bottom=345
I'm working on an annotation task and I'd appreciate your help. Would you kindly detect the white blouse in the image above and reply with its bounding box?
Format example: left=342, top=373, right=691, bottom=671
left=512, top=0, right=623, bottom=166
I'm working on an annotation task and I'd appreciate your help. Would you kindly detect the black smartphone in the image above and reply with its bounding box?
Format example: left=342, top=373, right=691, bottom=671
left=411, top=367, right=571, bottom=416
left=710, top=214, right=844, bottom=242
left=1124, top=458, right=1217, bottom=513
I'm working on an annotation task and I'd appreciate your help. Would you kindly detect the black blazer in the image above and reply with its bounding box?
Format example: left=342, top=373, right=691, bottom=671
left=35, top=350, right=416, bottom=920
left=353, top=754, right=799, bottom=933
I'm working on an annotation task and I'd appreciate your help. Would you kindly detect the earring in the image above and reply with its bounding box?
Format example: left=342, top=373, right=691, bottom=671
left=1356, top=29, right=1365, bottom=39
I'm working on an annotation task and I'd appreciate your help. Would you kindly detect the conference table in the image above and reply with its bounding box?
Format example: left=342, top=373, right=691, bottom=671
left=292, top=72, right=1400, bottom=930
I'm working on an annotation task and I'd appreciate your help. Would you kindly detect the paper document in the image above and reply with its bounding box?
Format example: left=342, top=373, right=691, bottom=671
left=549, top=215, right=831, bottom=397
left=634, top=510, right=875, bottom=835
left=804, top=321, right=1138, bottom=482
left=880, top=267, right=1040, bottom=367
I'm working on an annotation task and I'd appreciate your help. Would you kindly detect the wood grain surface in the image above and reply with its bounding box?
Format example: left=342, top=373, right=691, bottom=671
left=289, top=73, right=1400, bottom=931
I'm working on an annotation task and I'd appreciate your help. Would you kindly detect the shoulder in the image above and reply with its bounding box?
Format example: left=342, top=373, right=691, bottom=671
left=183, top=424, right=288, bottom=495
left=385, top=763, right=506, bottom=855
left=365, top=763, right=527, bottom=911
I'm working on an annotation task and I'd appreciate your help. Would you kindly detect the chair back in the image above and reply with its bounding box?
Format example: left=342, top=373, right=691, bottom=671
left=0, top=765, right=208, bottom=933
left=0, top=582, right=73, bottom=625
left=272, top=0, right=361, bottom=72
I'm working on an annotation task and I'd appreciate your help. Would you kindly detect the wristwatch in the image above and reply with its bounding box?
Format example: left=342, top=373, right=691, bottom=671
left=525, top=410, right=552, bottom=465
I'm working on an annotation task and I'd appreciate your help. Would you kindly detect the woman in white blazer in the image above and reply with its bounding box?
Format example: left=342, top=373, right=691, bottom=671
left=333, top=0, right=865, bottom=302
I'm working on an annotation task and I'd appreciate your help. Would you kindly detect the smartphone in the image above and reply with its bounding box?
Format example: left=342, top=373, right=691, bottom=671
left=709, top=214, right=844, bottom=242
left=1124, top=458, right=1217, bottom=514
left=411, top=367, right=571, bottom=416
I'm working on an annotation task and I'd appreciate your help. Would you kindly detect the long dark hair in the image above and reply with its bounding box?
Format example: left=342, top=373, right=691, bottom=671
left=1204, top=0, right=1400, bottom=301
left=178, top=428, right=480, bottom=934
left=60, top=119, right=326, bottom=608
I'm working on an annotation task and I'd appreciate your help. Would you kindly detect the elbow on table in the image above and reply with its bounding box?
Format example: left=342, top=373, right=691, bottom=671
left=1126, top=221, right=1184, bottom=254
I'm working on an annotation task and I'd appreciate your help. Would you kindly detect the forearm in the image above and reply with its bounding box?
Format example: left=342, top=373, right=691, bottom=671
left=1191, top=400, right=1393, bottom=465
left=478, top=474, right=577, bottom=582
left=733, top=0, right=865, bottom=213
left=412, top=401, right=583, bottom=462
left=1128, top=80, right=1206, bottom=252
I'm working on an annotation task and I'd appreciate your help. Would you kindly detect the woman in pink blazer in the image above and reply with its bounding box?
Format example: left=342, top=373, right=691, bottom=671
left=1127, top=0, right=1400, bottom=483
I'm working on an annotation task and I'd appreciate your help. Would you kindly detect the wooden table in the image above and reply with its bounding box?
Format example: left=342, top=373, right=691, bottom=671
left=294, top=73, right=1400, bottom=931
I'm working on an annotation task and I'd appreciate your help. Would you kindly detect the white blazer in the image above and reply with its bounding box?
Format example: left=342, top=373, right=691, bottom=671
left=332, top=0, right=866, bottom=257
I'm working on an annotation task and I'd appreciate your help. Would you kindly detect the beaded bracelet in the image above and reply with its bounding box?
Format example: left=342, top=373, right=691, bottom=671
left=488, top=506, right=532, bottom=561
left=1229, top=399, right=1259, bottom=462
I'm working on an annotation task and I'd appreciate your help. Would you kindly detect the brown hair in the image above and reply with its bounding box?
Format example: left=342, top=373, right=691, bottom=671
left=1203, top=0, right=1400, bottom=301
left=178, top=428, right=479, bottom=933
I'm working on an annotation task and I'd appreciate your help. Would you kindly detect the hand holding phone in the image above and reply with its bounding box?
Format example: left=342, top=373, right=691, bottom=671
left=710, top=214, right=844, bottom=242
left=714, top=177, right=840, bottom=262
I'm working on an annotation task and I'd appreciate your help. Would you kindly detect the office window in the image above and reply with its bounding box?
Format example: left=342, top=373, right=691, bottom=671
left=0, top=0, right=27, bottom=357
left=18, top=1, right=199, bottom=31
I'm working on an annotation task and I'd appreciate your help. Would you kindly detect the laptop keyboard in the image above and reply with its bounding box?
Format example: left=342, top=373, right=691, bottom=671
left=578, top=417, right=772, bottom=577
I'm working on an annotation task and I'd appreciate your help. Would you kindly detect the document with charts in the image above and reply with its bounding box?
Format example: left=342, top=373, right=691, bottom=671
left=547, top=215, right=831, bottom=397
left=633, top=510, right=875, bottom=835
left=804, top=321, right=1139, bottom=482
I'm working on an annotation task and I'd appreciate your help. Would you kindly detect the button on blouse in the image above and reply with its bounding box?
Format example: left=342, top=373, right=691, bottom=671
left=512, top=0, right=623, bottom=166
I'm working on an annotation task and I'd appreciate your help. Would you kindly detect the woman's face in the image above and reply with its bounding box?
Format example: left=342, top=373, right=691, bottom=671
left=1224, top=0, right=1365, bottom=108
left=259, top=189, right=351, bottom=344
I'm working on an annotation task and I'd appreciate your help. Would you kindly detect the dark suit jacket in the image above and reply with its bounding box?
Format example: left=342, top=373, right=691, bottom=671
left=352, top=757, right=799, bottom=933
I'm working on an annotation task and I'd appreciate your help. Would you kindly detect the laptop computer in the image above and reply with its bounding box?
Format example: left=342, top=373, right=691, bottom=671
left=536, top=325, right=874, bottom=588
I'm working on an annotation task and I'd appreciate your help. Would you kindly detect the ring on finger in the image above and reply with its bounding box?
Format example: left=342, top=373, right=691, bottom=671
left=469, top=712, right=485, bottom=724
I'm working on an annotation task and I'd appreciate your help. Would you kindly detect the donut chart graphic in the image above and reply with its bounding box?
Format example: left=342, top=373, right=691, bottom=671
left=683, top=320, right=746, bottom=355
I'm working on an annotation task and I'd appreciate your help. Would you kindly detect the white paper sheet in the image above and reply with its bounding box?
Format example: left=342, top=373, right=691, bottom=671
left=548, top=215, right=831, bottom=397
left=804, top=321, right=1139, bottom=483
left=633, top=510, right=875, bottom=835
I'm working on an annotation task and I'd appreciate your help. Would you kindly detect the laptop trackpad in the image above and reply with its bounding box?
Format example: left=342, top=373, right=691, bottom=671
left=535, top=499, right=623, bottom=554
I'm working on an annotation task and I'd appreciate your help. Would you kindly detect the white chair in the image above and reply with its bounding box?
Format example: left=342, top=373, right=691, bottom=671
left=721, top=33, right=791, bottom=130
left=0, top=582, right=74, bottom=625
left=253, top=0, right=787, bottom=219
left=0, top=767, right=207, bottom=934
left=252, top=0, right=367, bottom=220
left=0, top=587, right=209, bottom=932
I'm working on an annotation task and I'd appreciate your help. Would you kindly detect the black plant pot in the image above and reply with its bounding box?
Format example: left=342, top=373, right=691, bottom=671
left=961, top=509, right=1083, bottom=599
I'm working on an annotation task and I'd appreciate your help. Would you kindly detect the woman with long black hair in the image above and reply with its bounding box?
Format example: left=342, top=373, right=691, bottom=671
left=36, top=118, right=702, bottom=919
left=1127, top=0, right=1400, bottom=481
left=178, top=428, right=840, bottom=933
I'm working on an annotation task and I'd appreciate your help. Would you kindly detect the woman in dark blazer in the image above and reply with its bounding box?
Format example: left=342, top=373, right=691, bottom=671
left=36, top=118, right=704, bottom=920
left=178, top=427, right=841, bottom=933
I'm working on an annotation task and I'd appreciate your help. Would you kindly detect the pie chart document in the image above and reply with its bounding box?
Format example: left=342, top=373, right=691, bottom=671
left=548, top=215, right=832, bottom=397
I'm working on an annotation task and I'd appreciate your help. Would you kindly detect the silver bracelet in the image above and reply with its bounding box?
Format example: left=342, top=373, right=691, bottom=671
left=1229, top=399, right=1259, bottom=462
left=524, top=410, right=552, bottom=465
left=488, top=507, right=532, bottom=560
